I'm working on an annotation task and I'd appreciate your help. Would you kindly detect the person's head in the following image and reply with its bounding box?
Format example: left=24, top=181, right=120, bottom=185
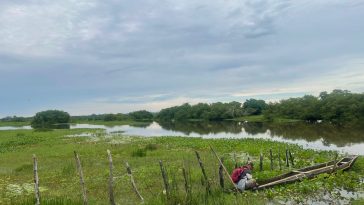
left=247, top=161, right=254, bottom=170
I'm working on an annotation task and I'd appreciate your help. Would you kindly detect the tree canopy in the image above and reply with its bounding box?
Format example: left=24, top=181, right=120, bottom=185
left=264, top=90, right=364, bottom=124
left=31, top=110, right=70, bottom=128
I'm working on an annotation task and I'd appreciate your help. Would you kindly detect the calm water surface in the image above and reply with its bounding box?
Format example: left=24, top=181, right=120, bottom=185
left=1, top=121, right=364, bottom=155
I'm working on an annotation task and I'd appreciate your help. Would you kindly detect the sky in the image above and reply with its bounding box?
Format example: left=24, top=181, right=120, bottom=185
left=1, top=0, right=364, bottom=117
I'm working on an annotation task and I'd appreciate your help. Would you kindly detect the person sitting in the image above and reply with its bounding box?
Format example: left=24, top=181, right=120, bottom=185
left=231, top=161, right=257, bottom=191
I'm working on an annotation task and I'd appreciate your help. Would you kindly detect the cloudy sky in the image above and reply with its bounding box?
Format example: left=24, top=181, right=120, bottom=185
left=1, top=0, right=364, bottom=117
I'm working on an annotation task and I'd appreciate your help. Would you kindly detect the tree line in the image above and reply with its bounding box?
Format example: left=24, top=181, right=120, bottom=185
left=71, top=110, right=154, bottom=122
left=264, top=90, right=364, bottom=124
left=156, top=99, right=266, bottom=121
left=2, top=90, right=363, bottom=127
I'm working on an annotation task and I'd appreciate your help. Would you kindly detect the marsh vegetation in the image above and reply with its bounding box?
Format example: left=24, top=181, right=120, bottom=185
left=0, top=129, right=363, bottom=204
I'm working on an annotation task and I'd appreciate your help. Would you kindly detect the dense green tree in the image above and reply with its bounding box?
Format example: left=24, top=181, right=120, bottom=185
left=264, top=90, right=364, bottom=124
left=243, top=99, right=267, bottom=115
left=31, top=110, right=70, bottom=128
left=129, top=110, right=154, bottom=120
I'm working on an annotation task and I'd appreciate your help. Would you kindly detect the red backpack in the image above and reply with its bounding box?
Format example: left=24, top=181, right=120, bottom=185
left=231, top=165, right=252, bottom=183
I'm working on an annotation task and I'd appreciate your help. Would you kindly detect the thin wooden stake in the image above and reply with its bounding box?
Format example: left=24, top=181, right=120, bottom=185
left=259, top=152, right=263, bottom=172
left=285, top=149, right=289, bottom=167
left=107, top=150, right=115, bottom=205
left=209, top=146, right=239, bottom=192
left=289, top=150, right=294, bottom=167
left=33, top=154, right=40, bottom=205
left=74, top=151, right=88, bottom=205
left=195, top=151, right=210, bottom=192
left=125, top=162, right=144, bottom=202
left=331, top=153, right=339, bottom=174
left=219, top=157, right=225, bottom=189
left=270, top=149, right=273, bottom=171
left=233, top=153, right=238, bottom=168
left=182, top=166, right=189, bottom=193
left=278, top=151, right=282, bottom=171
left=159, top=160, right=170, bottom=198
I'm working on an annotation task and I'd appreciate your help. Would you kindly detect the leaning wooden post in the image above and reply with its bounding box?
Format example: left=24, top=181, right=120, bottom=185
left=209, top=146, right=239, bottom=192
left=33, top=154, right=40, bottom=205
left=74, top=151, right=88, bottom=205
left=194, top=151, right=210, bottom=192
left=289, top=150, right=294, bottom=167
left=259, top=152, right=263, bottom=172
left=107, top=150, right=115, bottom=205
left=285, top=149, right=289, bottom=167
left=125, top=162, right=144, bottom=202
left=219, top=157, right=225, bottom=189
left=159, top=160, right=170, bottom=198
left=269, top=149, right=273, bottom=171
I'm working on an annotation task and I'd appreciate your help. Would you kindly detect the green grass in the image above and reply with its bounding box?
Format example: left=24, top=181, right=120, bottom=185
left=0, top=129, right=363, bottom=205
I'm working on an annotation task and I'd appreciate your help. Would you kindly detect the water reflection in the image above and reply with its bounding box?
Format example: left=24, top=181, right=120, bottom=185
left=1, top=121, right=364, bottom=155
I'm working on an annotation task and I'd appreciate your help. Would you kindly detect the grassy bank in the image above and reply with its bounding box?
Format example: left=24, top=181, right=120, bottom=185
left=0, top=121, right=30, bottom=127
left=70, top=120, right=151, bottom=127
left=0, top=129, right=363, bottom=204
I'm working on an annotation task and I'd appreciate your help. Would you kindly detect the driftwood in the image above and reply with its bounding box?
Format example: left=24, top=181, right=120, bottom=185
left=125, top=162, right=144, bottom=202
left=194, top=151, right=211, bottom=192
left=74, top=151, right=88, bottom=205
left=159, top=160, right=170, bottom=198
left=33, top=154, right=40, bottom=205
left=209, top=146, right=239, bottom=192
left=107, top=150, right=115, bottom=205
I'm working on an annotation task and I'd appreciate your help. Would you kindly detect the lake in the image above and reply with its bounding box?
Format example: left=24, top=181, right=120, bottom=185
left=1, top=121, right=364, bottom=155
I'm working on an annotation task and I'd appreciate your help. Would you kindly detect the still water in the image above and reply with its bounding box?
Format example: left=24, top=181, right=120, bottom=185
left=1, top=121, right=364, bottom=155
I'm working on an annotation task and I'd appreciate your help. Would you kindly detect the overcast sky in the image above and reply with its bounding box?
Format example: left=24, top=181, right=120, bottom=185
left=1, top=0, right=364, bottom=117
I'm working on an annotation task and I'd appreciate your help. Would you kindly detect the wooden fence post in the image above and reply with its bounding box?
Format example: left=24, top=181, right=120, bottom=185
left=195, top=151, right=210, bottom=192
left=33, top=154, right=40, bottom=205
left=182, top=166, right=189, bottom=193
left=259, top=152, right=263, bottom=172
left=107, top=150, right=115, bottom=205
left=289, top=150, right=294, bottom=167
left=74, top=151, right=88, bottom=205
left=209, top=146, right=239, bottom=192
left=331, top=153, right=339, bottom=174
left=270, top=149, right=273, bottom=171
left=233, top=153, right=238, bottom=168
left=159, top=160, right=170, bottom=198
left=219, top=157, right=224, bottom=189
left=285, top=149, right=289, bottom=167
left=125, top=162, right=144, bottom=202
left=278, top=151, right=282, bottom=171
